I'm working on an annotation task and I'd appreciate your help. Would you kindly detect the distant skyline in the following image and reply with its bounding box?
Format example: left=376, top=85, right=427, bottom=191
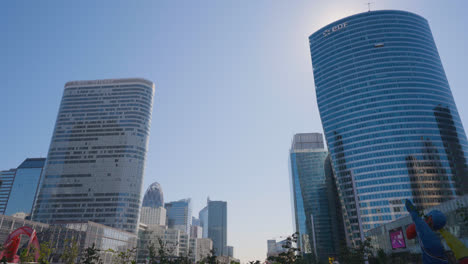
left=2, top=1, right=468, bottom=262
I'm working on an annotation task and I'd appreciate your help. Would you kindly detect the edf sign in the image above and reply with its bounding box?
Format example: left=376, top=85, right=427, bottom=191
left=323, top=22, right=348, bottom=37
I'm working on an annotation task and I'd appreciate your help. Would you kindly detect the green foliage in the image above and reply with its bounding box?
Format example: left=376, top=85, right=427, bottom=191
left=266, top=232, right=313, bottom=264
left=19, top=247, right=35, bottom=263
left=38, top=242, right=53, bottom=264
left=81, top=243, right=103, bottom=264
left=61, top=238, right=80, bottom=264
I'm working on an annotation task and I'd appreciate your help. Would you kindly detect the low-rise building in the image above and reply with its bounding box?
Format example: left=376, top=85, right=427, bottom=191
left=366, top=195, right=468, bottom=256
left=0, top=214, right=137, bottom=264
left=189, top=237, right=213, bottom=262
left=137, top=223, right=193, bottom=263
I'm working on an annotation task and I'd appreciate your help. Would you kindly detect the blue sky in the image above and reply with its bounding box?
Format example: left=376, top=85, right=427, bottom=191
left=2, top=0, right=468, bottom=262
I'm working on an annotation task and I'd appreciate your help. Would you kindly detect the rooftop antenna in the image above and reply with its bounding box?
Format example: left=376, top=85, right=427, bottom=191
left=365, top=2, right=374, bottom=12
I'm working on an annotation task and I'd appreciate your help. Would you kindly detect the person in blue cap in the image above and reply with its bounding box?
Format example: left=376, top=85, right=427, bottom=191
left=405, top=199, right=448, bottom=264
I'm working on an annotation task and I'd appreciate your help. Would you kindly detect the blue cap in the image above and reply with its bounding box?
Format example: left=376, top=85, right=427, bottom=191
left=427, top=210, right=446, bottom=230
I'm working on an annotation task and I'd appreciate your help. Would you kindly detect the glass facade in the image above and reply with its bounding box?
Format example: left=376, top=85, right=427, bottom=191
left=199, top=206, right=209, bottom=238
left=32, top=78, right=154, bottom=233
left=0, top=214, right=137, bottom=264
left=165, top=199, right=192, bottom=235
left=0, top=169, right=16, bottom=214
left=207, top=200, right=227, bottom=256
left=309, top=10, right=468, bottom=245
left=5, top=158, right=45, bottom=216
left=142, top=182, right=164, bottom=208
left=289, top=133, right=344, bottom=261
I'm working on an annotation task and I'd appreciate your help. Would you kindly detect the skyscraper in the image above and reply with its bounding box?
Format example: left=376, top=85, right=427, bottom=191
left=165, top=199, right=192, bottom=235
left=0, top=169, right=16, bottom=214
left=309, top=10, right=468, bottom=245
left=142, top=182, right=164, bottom=208
left=207, top=200, right=227, bottom=256
left=5, top=158, right=46, bottom=216
left=289, top=133, right=344, bottom=260
left=199, top=206, right=209, bottom=238
left=32, top=78, right=154, bottom=233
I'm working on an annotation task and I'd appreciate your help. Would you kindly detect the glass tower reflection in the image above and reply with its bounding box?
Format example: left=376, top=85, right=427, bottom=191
left=289, top=133, right=345, bottom=261
left=309, top=10, right=468, bottom=245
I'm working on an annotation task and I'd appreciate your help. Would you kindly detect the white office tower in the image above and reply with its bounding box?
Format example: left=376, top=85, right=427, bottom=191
left=32, top=78, right=154, bottom=233
left=140, top=206, right=166, bottom=226
left=189, top=237, right=213, bottom=262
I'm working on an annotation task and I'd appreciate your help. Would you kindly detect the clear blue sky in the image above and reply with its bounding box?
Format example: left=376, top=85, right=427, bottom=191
left=2, top=0, right=468, bottom=262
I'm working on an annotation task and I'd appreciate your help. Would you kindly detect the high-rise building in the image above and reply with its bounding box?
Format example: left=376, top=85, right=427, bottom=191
left=207, top=200, right=227, bottom=256
left=32, top=78, right=154, bottom=233
left=309, top=10, right=468, bottom=245
left=142, top=182, right=164, bottom=208
left=5, top=158, right=46, bottom=216
left=289, top=133, right=344, bottom=260
left=0, top=169, right=16, bottom=214
left=199, top=206, right=209, bottom=238
left=140, top=206, right=166, bottom=226
left=165, top=199, right=192, bottom=235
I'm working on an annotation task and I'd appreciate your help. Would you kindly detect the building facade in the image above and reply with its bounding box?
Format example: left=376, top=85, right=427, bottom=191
left=0, top=214, right=137, bottom=264
left=165, top=199, right=192, bottom=235
left=207, top=200, right=227, bottom=256
left=289, top=133, right=344, bottom=260
left=366, top=195, right=468, bottom=256
left=0, top=169, right=16, bottom=214
left=5, top=158, right=46, bottom=216
left=309, top=10, right=468, bottom=245
left=32, top=78, right=154, bottom=233
left=199, top=206, right=209, bottom=238
left=142, top=182, right=164, bottom=208
left=137, top=224, right=192, bottom=263
left=140, top=206, right=166, bottom=226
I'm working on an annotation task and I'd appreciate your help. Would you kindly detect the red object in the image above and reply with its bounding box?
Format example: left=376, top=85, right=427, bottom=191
left=406, top=223, right=417, bottom=239
left=0, top=226, right=40, bottom=263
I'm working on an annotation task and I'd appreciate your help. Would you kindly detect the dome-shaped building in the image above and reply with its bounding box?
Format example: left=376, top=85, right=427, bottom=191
left=142, top=182, right=164, bottom=208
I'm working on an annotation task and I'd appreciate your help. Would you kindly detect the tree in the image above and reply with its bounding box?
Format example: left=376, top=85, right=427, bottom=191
left=81, top=243, right=103, bottom=264
left=199, top=249, right=218, bottom=264
left=108, top=247, right=136, bottom=264
left=337, top=237, right=374, bottom=264
left=19, top=249, right=35, bottom=263
left=267, top=232, right=306, bottom=264
left=61, top=238, right=80, bottom=264
left=38, top=242, right=53, bottom=264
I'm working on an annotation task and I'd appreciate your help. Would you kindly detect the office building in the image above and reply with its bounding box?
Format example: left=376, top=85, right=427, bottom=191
left=137, top=223, right=192, bottom=262
left=0, top=214, right=137, bottom=264
left=189, top=237, right=213, bottom=262
left=32, top=78, right=155, bottom=233
left=140, top=206, right=166, bottom=226
left=191, top=224, right=203, bottom=238
left=207, top=200, right=227, bottom=256
left=309, top=10, right=468, bottom=245
left=289, top=133, right=344, bottom=260
left=165, top=199, right=192, bottom=235
left=142, top=182, right=164, bottom=208
left=192, top=216, right=201, bottom=226
left=224, top=246, right=234, bottom=258
left=267, top=239, right=290, bottom=258
left=0, top=169, right=16, bottom=214
left=199, top=206, right=208, bottom=238
left=5, top=158, right=46, bottom=216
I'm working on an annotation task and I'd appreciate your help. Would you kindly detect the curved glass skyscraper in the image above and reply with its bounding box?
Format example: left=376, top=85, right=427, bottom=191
left=32, top=78, right=154, bottom=233
left=142, top=182, right=164, bottom=208
left=309, top=10, right=468, bottom=244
